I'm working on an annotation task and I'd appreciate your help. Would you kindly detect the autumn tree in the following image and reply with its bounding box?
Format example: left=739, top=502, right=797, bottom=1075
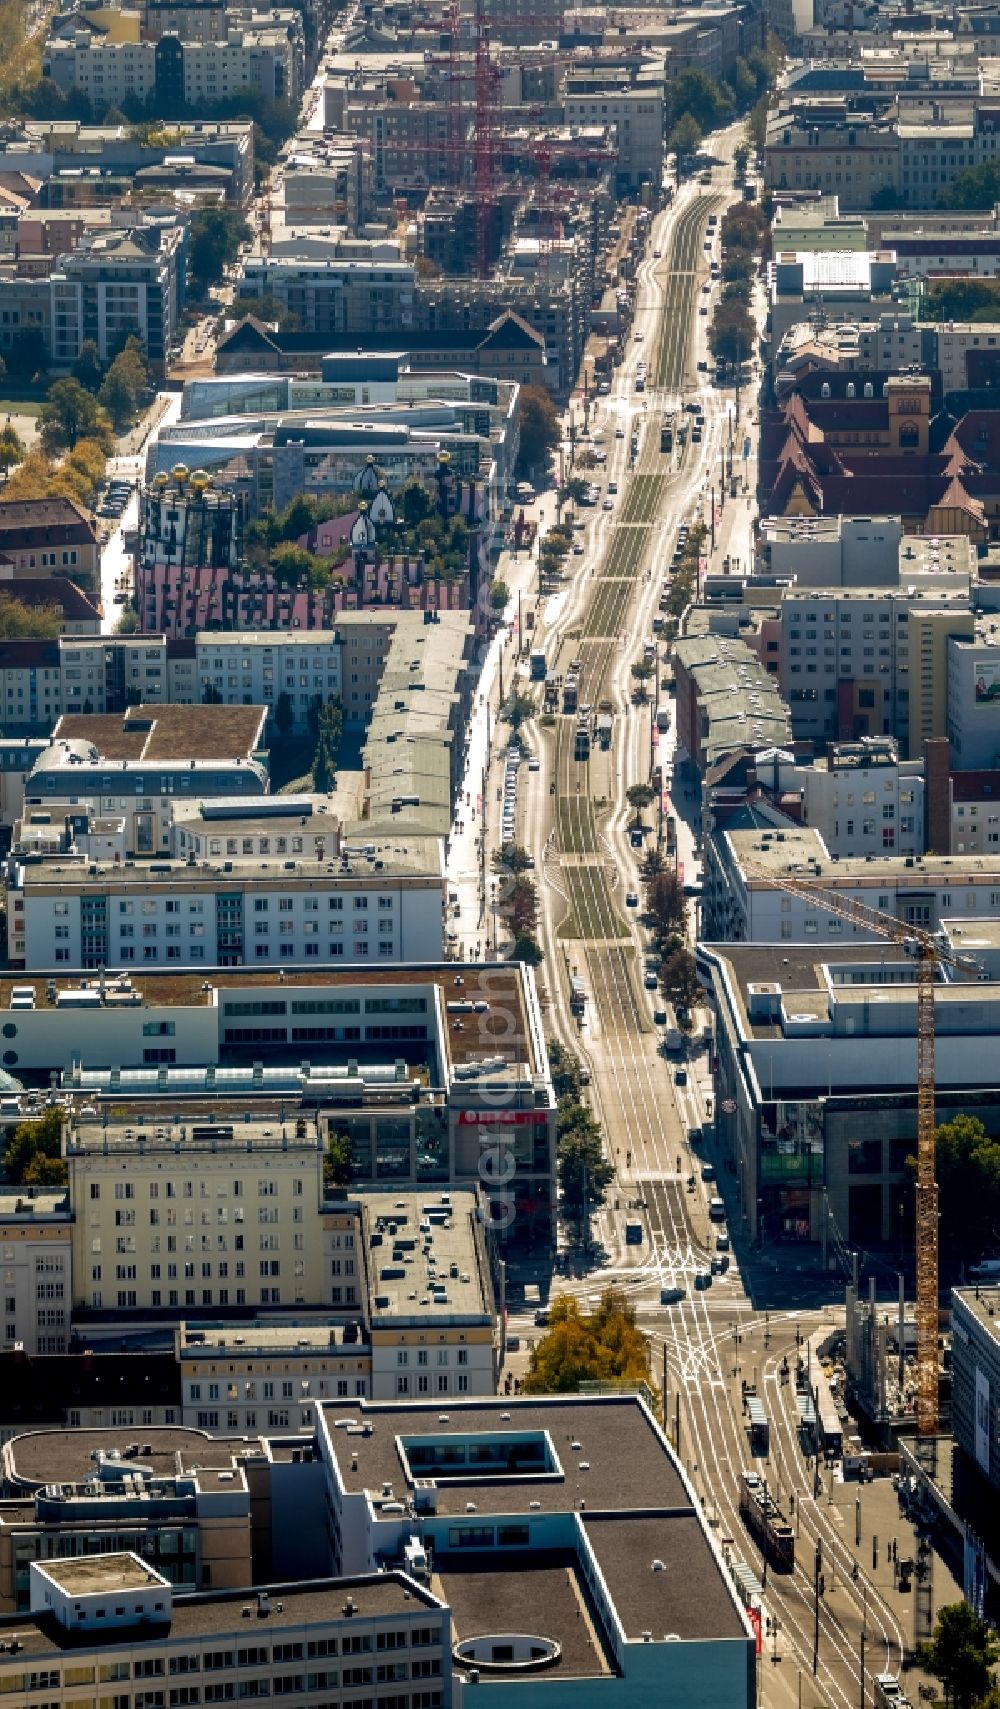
left=522, top=1290, right=652, bottom=1394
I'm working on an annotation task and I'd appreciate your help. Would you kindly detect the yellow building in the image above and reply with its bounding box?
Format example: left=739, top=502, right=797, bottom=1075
left=907, top=605, right=975, bottom=760
left=68, top=1118, right=327, bottom=1317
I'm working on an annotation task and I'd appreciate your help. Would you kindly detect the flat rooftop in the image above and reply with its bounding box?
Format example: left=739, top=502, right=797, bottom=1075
left=52, top=704, right=266, bottom=763
left=364, top=1189, right=492, bottom=1326
left=954, top=1286, right=1000, bottom=1340
left=726, top=826, right=1000, bottom=883
left=179, top=1320, right=367, bottom=1357
left=584, top=1514, right=746, bottom=1641
left=5, top=1427, right=246, bottom=1490
left=40, top=1554, right=165, bottom=1596
left=438, top=1551, right=614, bottom=1678
left=323, top=1395, right=690, bottom=1516
left=18, top=846, right=441, bottom=889
left=0, top=963, right=540, bottom=1072
left=0, top=1573, right=441, bottom=1657
left=704, top=941, right=912, bottom=1040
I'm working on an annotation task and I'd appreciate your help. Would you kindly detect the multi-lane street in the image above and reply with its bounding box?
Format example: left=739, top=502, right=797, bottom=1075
left=441, top=134, right=963, bottom=1707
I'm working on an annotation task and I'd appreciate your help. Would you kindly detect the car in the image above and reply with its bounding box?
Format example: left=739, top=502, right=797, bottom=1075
left=710, top=1255, right=727, bottom=1275
left=716, top=1231, right=730, bottom=1252
left=660, top=1285, right=685, bottom=1304
left=594, top=449, right=607, bottom=463
left=608, top=481, right=618, bottom=494
left=674, top=1066, right=687, bottom=1085
left=602, top=497, right=613, bottom=510
left=634, top=331, right=644, bottom=341
left=626, top=890, right=638, bottom=908
left=694, top=1267, right=713, bottom=1289
left=614, top=426, right=625, bottom=438
left=701, top=1163, right=716, bottom=1182
left=573, top=542, right=584, bottom=554
left=629, top=828, right=644, bottom=849
left=113, top=591, right=127, bottom=604
left=644, top=972, right=658, bottom=989
left=689, top=1125, right=703, bottom=1145
left=534, top=1308, right=550, bottom=1327
left=699, top=305, right=708, bottom=316
left=653, top=1008, right=667, bottom=1025
left=702, top=282, right=711, bottom=293
left=653, top=248, right=662, bottom=258
left=505, top=1334, right=521, bottom=1352
left=598, top=381, right=611, bottom=395
left=697, top=359, right=709, bottom=371
left=528, top=759, right=540, bottom=773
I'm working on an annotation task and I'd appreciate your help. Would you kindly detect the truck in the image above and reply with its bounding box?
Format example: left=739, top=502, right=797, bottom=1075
left=529, top=649, right=546, bottom=682
left=596, top=701, right=613, bottom=750
left=563, top=660, right=581, bottom=714
left=570, top=974, right=587, bottom=1016
left=660, top=413, right=675, bottom=453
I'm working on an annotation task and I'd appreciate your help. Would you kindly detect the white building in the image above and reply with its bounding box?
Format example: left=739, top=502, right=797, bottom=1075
left=948, top=623, right=1000, bottom=771
left=13, top=1553, right=452, bottom=1708
left=751, top=739, right=924, bottom=858
left=704, top=822, right=1000, bottom=942
left=43, top=25, right=303, bottom=109
left=11, top=838, right=444, bottom=971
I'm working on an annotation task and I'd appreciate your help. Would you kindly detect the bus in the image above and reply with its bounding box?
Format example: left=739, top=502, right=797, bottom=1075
left=747, top=1396, right=769, bottom=1454
left=625, top=1220, right=643, bottom=1246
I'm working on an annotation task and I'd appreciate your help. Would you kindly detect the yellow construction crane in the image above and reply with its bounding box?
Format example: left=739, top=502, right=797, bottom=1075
left=745, top=866, right=979, bottom=1435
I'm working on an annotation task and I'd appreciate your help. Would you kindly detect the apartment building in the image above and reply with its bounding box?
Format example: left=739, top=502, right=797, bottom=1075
left=0, top=498, right=99, bottom=590
left=239, top=251, right=416, bottom=340
left=0, top=1554, right=451, bottom=1709
left=753, top=738, right=926, bottom=858
left=50, top=222, right=183, bottom=378
left=43, top=24, right=304, bottom=110
left=11, top=838, right=444, bottom=970
left=774, top=586, right=975, bottom=753
left=562, top=73, right=665, bottom=189
left=0, top=1192, right=72, bottom=1357
left=1, top=118, right=256, bottom=208
left=673, top=634, right=793, bottom=776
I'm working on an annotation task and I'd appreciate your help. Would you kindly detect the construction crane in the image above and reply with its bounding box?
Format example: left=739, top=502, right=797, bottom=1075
left=744, top=865, right=979, bottom=1435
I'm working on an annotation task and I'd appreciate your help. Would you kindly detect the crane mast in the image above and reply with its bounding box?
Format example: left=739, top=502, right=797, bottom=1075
left=742, top=866, right=977, bottom=1435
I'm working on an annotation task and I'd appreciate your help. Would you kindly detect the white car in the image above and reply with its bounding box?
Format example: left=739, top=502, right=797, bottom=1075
left=602, top=497, right=613, bottom=511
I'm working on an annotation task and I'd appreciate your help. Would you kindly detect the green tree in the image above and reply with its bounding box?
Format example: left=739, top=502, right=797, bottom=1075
left=0, top=425, right=25, bottom=475
left=39, top=378, right=104, bottom=452
left=203, top=682, right=223, bottom=704
left=669, top=112, right=703, bottom=169
left=500, top=690, right=535, bottom=735
left=3, top=1109, right=64, bottom=1184
left=669, top=67, right=731, bottom=132
left=188, top=206, right=252, bottom=294
left=563, top=475, right=590, bottom=504
left=492, top=842, right=534, bottom=875
left=318, top=697, right=343, bottom=764
left=929, top=1115, right=1000, bottom=1267
left=547, top=1038, right=585, bottom=1102
left=522, top=1290, right=652, bottom=1394
left=661, top=947, right=703, bottom=1023
left=98, top=336, right=148, bottom=430
left=647, top=869, right=686, bottom=940
left=490, top=578, right=510, bottom=612
left=925, top=280, right=1000, bottom=323
left=626, top=783, right=655, bottom=810
left=734, top=142, right=750, bottom=180
left=6, top=325, right=46, bottom=381
left=114, top=603, right=140, bottom=634
left=324, top=1130, right=352, bottom=1189
left=516, top=385, right=561, bottom=480
left=274, top=690, right=294, bottom=737
left=0, top=595, right=61, bottom=639
left=22, top=1152, right=68, bottom=1187
left=558, top=1119, right=613, bottom=1217
left=510, top=933, right=544, bottom=966
left=73, top=338, right=104, bottom=392
left=917, top=1601, right=998, bottom=1709
left=313, top=735, right=334, bottom=792
left=230, top=292, right=300, bottom=330
left=940, top=164, right=1000, bottom=212
left=710, top=300, right=755, bottom=368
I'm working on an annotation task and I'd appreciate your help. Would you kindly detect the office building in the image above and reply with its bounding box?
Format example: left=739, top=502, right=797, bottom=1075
left=0, top=1552, right=451, bottom=1708
left=0, top=1191, right=72, bottom=1357
left=702, top=939, right=1000, bottom=1247
left=315, top=1393, right=755, bottom=1708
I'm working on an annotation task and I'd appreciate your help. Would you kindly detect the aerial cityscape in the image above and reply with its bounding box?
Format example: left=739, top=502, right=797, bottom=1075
left=0, top=0, right=1000, bottom=1702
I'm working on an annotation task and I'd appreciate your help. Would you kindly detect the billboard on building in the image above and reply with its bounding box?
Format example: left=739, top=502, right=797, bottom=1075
left=759, top=1100, right=824, bottom=1150
left=976, top=1365, right=990, bottom=1472
left=974, top=663, right=1000, bottom=705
